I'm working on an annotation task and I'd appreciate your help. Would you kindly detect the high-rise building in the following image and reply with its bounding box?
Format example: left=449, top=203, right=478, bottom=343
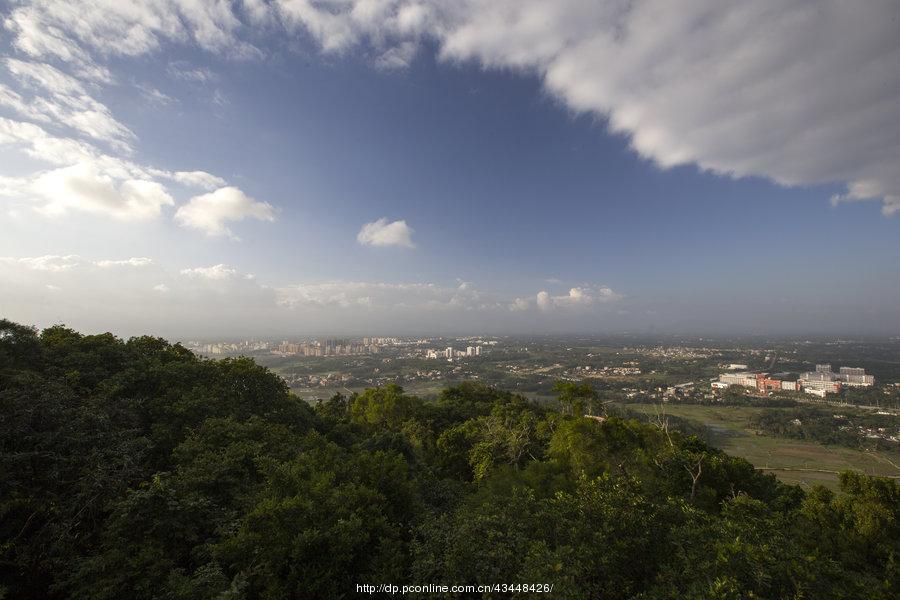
left=466, top=346, right=475, bottom=356
left=445, top=347, right=454, bottom=359
left=839, top=367, right=865, bottom=376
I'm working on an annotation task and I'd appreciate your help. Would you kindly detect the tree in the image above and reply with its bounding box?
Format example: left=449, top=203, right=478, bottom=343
left=350, top=384, right=420, bottom=428
left=553, top=380, right=598, bottom=416
left=0, top=319, right=44, bottom=375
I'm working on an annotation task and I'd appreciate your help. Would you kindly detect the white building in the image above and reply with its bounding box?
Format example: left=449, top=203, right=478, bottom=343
left=801, top=380, right=841, bottom=394
left=799, top=365, right=874, bottom=393
left=717, top=372, right=757, bottom=388
left=837, top=367, right=875, bottom=386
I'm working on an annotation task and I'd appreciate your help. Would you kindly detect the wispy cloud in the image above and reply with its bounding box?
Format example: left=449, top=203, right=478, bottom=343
left=277, top=280, right=620, bottom=314
left=95, top=257, right=153, bottom=268
left=172, top=170, right=227, bottom=191
left=1, top=253, right=624, bottom=334
left=3, top=58, right=135, bottom=151
left=3, top=255, right=154, bottom=271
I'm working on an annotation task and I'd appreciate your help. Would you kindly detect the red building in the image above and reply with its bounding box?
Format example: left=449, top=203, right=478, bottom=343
left=755, top=373, right=785, bottom=392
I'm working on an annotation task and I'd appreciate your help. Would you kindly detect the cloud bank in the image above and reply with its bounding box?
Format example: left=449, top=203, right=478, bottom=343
left=0, top=254, right=621, bottom=336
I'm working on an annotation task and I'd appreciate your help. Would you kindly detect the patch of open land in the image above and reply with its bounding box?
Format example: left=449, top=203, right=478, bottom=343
left=621, top=403, right=900, bottom=490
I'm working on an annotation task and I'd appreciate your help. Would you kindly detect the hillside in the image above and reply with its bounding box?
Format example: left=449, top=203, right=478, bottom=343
left=1, top=319, right=898, bottom=599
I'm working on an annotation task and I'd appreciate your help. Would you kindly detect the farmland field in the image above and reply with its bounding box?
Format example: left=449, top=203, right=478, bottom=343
left=620, top=403, right=900, bottom=490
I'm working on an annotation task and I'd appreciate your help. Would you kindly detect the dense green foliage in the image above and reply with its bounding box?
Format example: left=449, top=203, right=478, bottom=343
left=2, top=319, right=899, bottom=598
left=749, top=406, right=899, bottom=453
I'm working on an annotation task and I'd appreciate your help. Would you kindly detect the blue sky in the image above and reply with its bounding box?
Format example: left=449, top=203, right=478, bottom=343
left=1, top=1, right=899, bottom=337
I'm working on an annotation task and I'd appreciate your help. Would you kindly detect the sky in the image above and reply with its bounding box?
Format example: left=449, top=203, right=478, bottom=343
left=1, top=0, right=899, bottom=338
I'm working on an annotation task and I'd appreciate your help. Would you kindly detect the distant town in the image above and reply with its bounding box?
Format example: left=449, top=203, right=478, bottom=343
left=181, top=335, right=899, bottom=412
left=184, top=336, right=497, bottom=360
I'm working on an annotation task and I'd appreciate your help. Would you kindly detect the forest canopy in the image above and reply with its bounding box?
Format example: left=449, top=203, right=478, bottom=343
left=1, top=319, right=898, bottom=599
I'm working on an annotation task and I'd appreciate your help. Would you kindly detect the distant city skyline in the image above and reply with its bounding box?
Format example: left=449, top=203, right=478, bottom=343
left=1, top=1, right=899, bottom=338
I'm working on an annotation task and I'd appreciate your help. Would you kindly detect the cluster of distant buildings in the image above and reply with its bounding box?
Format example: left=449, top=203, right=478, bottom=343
left=186, top=340, right=271, bottom=355
left=185, top=336, right=500, bottom=360
left=274, top=337, right=401, bottom=357
left=580, top=364, right=642, bottom=377
left=426, top=346, right=482, bottom=359
left=714, top=364, right=874, bottom=398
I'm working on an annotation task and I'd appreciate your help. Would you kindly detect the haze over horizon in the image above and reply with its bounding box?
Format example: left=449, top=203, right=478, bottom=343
left=2, top=1, right=899, bottom=338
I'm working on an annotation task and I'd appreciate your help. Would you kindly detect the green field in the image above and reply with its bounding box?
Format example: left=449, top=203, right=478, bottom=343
left=621, top=403, right=900, bottom=490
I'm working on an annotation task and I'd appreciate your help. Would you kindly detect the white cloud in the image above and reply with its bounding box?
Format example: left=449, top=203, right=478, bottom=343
left=375, top=41, right=418, bottom=70
left=137, top=84, right=176, bottom=107
left=0, top=117, right=251, bottom=227
left=0, top=117, right=110, bottom=167
left=95, top=257, right=153, bottom=268
left=1, top=255, right=156, bottom=271
left=6, top=58, right=86, bottom=97
left=3, top=58, right=135, bottom=150
left=152, top=283, right=170, bottom=292
left=510, top=297, right=531, bottom=311
left=0, top=174, right=29, bottom=197
left=0, top=114, right=271, bottom=232
left=167, top=62, right=218, bottom=83
left=5, top=2, right=259, bottom=62
left=2, top=5, right=112, bottom=80
left=172, top=170, right=227, bottom=190
left=0, top=113, right=258, bottom=221
left=357, top=217, right=415, bottom=248
left=32, top=162, right=174, bottom=219
left=535, top=285, right=621, bottom=311
left=2, top=254, right=83, bottom=272
left=174, top=186, right=275, bottom=238
left=179, top=264, right=242, bottom=280
left=536, top=290, right=553, bottom=312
